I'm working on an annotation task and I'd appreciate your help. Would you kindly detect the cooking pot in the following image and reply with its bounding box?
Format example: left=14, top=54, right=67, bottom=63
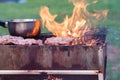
left=0, top=19, right=42, bottom=37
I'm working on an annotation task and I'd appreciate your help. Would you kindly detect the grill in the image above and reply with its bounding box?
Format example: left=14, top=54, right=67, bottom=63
left=0, top=29, right=107, bottom=80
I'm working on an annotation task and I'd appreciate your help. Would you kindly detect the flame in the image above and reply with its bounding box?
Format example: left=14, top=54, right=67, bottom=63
left=39, top=0, right=108, bottom=46
left=27, top=20, right=41, bottom=36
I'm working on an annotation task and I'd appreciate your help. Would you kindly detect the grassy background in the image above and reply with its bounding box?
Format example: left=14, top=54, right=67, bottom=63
left=0, top=0, right=119, bottom=47
left=0, top=0, right=120, bottom=80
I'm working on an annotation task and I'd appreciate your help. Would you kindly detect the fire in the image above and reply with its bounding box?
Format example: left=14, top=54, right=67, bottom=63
left=39, top=0, right=108, bottom=46
left=27, top=20, right=41, bottom=36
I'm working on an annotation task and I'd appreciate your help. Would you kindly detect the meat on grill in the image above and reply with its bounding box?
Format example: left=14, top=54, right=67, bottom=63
left=0, top=35, right=43, bottom=45
left=45, top=37, right=74, bottom=45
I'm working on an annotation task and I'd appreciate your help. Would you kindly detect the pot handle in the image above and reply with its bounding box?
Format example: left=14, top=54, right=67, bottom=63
left=0, top=20, right=8, bottom=28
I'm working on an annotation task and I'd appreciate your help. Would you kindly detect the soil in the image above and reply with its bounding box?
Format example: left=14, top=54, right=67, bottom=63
left=107, top=45, right=120, bottom=72
left=107, top=45, right=120, bottom=61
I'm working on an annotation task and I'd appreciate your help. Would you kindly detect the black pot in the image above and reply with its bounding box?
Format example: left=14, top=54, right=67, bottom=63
left=0, top=19, right=42, bottom=37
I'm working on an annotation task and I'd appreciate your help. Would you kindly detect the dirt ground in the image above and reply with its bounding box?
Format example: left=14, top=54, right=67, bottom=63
left=107, top=45, right=120, bottom=71
left=107, top=45, right=120, bottom=61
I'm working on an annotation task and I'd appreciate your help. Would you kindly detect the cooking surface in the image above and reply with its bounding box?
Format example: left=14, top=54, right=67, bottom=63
left=0, top=31, right=106, bottom=46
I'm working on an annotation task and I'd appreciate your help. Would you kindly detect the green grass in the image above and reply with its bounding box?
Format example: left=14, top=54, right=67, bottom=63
left=0, top=0, right=119, bottom=47
left=0, top=0, right=120, bottom=79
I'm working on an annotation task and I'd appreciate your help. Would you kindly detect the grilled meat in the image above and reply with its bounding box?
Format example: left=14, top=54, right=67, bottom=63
left=0, top=35, right=43, bottom=45
left=45, top=37, right=74, bottom=46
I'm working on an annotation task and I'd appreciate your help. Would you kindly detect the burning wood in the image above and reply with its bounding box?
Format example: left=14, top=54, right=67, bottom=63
left=0, top=35, right=43, bottom=46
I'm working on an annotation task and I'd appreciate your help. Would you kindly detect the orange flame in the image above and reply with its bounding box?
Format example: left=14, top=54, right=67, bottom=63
left=39, top=0, right=108, bottom=46
left=32, top=20, right=41, bottom=36
left=27, top=20, right=41, bottom=37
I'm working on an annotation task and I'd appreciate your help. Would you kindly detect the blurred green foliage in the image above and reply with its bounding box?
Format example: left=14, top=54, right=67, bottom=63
left=0, top=0, right=119, bottom=47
